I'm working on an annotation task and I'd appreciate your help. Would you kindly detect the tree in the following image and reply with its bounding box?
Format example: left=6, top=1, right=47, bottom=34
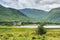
left=37, top=23, right=47, bottom=35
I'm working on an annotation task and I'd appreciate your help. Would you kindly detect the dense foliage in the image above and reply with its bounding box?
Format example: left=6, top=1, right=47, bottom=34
left=37, top=23, right=47, bottom=35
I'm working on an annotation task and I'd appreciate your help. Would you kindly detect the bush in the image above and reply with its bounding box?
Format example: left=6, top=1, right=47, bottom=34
left=32, top=37, right=36, bottom=39
left=6, top=34, right=13, bottom=37
left=37, top=23, right=47, bottom=35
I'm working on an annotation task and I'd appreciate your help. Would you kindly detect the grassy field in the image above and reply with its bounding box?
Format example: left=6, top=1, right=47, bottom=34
left=0, top=26, right=60, bottom=40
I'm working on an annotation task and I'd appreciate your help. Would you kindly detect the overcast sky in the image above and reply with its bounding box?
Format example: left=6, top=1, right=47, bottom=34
left=0, top=0, right=60, bottom=11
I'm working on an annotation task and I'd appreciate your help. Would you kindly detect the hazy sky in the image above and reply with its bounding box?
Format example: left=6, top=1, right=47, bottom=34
left=0, top=0, right=60, bottom=11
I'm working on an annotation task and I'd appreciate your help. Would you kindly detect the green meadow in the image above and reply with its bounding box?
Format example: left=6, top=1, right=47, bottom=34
left=0, top=26, right=60, bottom=40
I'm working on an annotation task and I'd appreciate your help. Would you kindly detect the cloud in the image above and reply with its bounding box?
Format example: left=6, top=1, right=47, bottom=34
left=40, top=0, right=60, bottom=5
left=0, top=0, right=60, bottom=11
left=49, top=4, right=60, bottom=8
left=0, top=0, right=20, bottom=8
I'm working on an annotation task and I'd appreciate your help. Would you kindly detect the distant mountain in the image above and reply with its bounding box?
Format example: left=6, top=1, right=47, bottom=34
left=47, top=7, right=60, bottom=23
left=0, top=5, right=60, bottom=23
left=20, top=8, right=48, bottom=22
left=20, top=8, right=60, bottom=23
left=0, top=5, right=30, bottom=22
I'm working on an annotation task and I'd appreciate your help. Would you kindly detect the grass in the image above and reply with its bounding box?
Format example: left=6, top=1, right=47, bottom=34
left=0, top=26, right=60, bottom=40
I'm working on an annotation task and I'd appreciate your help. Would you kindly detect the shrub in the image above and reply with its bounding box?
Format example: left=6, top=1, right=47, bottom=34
left=32, top=37, right=36, bottom=39
left=6, top=34, right=13, bottom=37
left=18, top=34, right=23, bottom=37
left=37, top=23, right=47, bottom=35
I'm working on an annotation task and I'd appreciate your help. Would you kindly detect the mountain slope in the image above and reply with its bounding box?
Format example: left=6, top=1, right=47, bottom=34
left=0, top=5, right=30, bottom=22
left=20, top=8, right=48, bottom=22
left=20, top=8, right=60, bottom=23
left=47, top=7, right=60, bottom=23
left=0, top=5, right=60, bottom=23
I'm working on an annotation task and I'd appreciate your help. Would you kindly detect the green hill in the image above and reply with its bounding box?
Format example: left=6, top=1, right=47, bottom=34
left=20, top=8, right=60, bottom=23
left=0, top=5, right=30, bottom=22
left=20, top=8, right=48, bottom=22
left=0, top=5, right=60, bottom=23
left=47, top=8, right=60, bottom=23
